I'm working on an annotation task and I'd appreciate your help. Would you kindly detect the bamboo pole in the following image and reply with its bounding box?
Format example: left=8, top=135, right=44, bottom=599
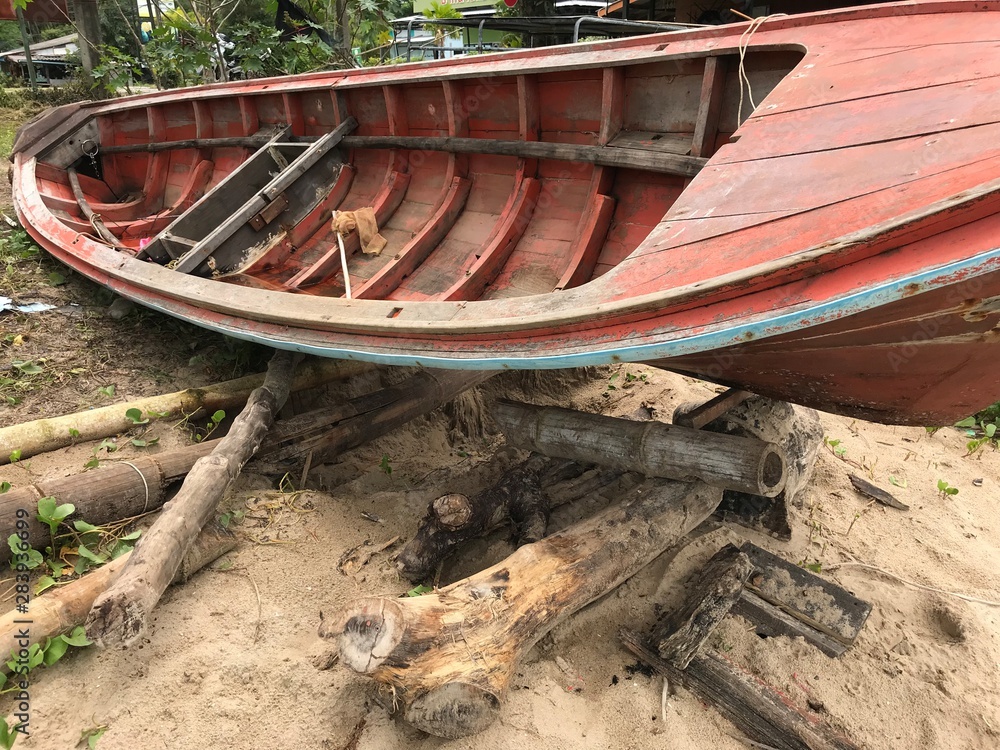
left=0, top=358, right=371, bottom=465
left=494, top=401, right=787, bottom=497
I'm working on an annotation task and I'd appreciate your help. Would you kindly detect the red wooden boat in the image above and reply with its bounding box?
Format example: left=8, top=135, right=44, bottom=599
left=12, top=0, right=1000, bottom=425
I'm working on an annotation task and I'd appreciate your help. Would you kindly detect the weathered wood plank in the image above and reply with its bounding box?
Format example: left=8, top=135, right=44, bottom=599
left=692, top=55, right=727, bottom=158
left=338, top=135, right=707, bottom=177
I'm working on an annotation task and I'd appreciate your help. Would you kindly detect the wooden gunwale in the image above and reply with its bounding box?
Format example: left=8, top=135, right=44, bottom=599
left=18, top=150, right=1000, bottom=338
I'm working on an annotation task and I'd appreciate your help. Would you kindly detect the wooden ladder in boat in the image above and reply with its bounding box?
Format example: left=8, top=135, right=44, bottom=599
left=143, top=117, right=357, bottom=276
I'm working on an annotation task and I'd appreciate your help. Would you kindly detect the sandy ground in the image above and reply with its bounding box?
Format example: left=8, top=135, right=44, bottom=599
left=2, top=360, right=1000, bottom=750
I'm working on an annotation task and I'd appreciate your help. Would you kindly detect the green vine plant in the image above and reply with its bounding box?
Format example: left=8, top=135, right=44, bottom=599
left=7, top=497, right=142, bottom=595
left=955, top=415, right=999, bottom=456
left=0, top=626, right=92, bottom=694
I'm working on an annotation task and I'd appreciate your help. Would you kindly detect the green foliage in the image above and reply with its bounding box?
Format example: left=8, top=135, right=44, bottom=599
left=0, top=481, right=9, bottom=494
left=79, top=724, right=108, bottom=750
left=228, top=21, right=335, bottom=78
left=405, top=584, right=433, bottom=596
left=824, top=437, right=847, bottom=458
left=144, top=20, right=216, bottom=88
left=955, top=415, right=999, bottom=455
left=0, top=715, right=21, bottom=749
left=97, top=384, right=116, bottom=398
left=937, top=479, right=959, bottom=497
left=193, top=410, right=226, bottom=442
left=7, top=449, right=21, bottom=463
left=125, top=408, right=149, bottom=425
left=379, top=453, right=392, bottom=476
left=92, top=45, right=141, bottom=95
left=1, top=626, right=92, bottom=693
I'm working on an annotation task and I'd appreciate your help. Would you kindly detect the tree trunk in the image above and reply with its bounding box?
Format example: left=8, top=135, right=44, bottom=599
left=329, top=479, right=722, bottom=739
left=494, top=400, right=786, bottom=497
left=84, top=351, right=300, bottom=648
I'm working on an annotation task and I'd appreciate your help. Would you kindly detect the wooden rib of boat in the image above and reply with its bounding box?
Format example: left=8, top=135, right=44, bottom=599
left=11, top=0, right=1000, bottom=425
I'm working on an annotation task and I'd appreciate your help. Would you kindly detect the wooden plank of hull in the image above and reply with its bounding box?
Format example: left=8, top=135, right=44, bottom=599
left=352, top=176, right=473, bottom=299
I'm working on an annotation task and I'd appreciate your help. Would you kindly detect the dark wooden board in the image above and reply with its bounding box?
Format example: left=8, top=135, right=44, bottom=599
left=739, top=542, right=872, bottom=646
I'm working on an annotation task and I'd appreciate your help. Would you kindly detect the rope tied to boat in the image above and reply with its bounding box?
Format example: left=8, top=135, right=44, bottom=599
left=737, top=13, right=788, bottom=126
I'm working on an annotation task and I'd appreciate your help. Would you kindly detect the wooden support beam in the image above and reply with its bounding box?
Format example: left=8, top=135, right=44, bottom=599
left=674, top=388, right=751, bottom=430
left=440, top=176, right=540, bottom=301
left=494, top=400, right=787, bottom=497
left=692, top=55, right=728, bottom=159
left=338, top=135, right=707, bottom=178
left=330, top=479, right=722, bottom=738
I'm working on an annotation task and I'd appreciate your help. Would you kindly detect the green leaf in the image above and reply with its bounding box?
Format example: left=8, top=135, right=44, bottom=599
left=61, top=626, right=92, bottom=648
left=954, top=416, right=977, bottom=428
left=74, top=520, right=99, bottom=533
left=405, top=584, right=433, bottom=597
left=211, top=410, right=226, bottom=424
left=804, top=562, right=822, bottom=573
left=120, top=530, right=142, bottom=541
left=86, top=726, right=107, bottom=749
left=130, top=437, right=159, bottom=448
left=37, top=496, right=56, bottom=520
left=888, top=475, right=907, bottom=488
left=35, top=575, right=57, bottom=595
left=8, top=449, right=21, bottom=463
left=27, top=643, right=43, bottom=670
left=125, top=407, right=148, bottom=425
left=41, top=636, right=69, bottom=666
left=96, top=439, right=117, bottom=454
left=47, top=271, right=66, bottom=286
left=146, top=409, right=170, bottom=418
left=12, top=360, right=42, bottom=375
left=985, top=423, right=997, bottom=438
left=69, top=427, right=80, bottom=439
left=76, top=545, right=106, bottom=564
left=0, top=717, right=17, bottom=750
left=110, top=540, right=134, bottom=559
left=98, top=385, right=116, bottom=397
left=0, top=481, right=9, bottom=493
left=83, top=457, right=100, bottom=470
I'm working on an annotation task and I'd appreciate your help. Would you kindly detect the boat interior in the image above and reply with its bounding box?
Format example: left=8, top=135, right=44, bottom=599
left=31, top=48, right=804, bottom=303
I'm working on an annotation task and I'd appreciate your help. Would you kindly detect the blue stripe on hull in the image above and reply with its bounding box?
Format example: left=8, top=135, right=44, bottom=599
left=134, top=248, right=1000, bottom=370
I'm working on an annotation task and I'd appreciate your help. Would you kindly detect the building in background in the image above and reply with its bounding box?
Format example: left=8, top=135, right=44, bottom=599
left=0, top=32, right=77, bottom=85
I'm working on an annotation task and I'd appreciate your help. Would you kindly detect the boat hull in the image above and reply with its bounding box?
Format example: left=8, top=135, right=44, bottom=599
left=12, top=1, right=1000, bottom=425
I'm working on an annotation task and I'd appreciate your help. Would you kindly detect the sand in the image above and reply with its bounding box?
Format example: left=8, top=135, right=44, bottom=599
left=2, top=366, right=999, bottom=750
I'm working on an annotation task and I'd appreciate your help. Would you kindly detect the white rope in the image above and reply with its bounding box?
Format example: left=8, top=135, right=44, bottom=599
left=737, top=14, right=787, bottom=126
left=333, top=210, right=352, bottom=300
left=120, top=461, right=151, bottom=514
left=826, top=561, right=1000, bottom=608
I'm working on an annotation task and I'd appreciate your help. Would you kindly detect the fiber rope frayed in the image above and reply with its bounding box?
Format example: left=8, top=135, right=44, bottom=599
left=737, top=14, right=788, bottom=126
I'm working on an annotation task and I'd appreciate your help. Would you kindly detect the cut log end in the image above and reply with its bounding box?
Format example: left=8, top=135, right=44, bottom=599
left=759, top=447, right=786, bottom=497
left=433, top=493, right=473, bottom=530
left=329, top=597, right=405, bottom=674
left=404, top=682, right=501, bottom=740
left=85, top=591, right=147, bottom=649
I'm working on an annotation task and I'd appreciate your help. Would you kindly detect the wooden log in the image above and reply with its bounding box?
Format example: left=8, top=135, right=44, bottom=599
left=0, top=358, right=370, bottom=465
left=620, top=630, right=861, bottom=750
left=651, top=544, right=753, bottom=669
left=494, top=400, right=786, bottom=497
left=328, top=479, right=722, bottom=739
left=673, top=395, right=824, bottom=539
left=396, top=457, right=631, bottom=581
left=0, top=369, right=493, bottom=562
left=84, top=351, right=300, bottom=648
left=0, top=524, right=235, bottom=664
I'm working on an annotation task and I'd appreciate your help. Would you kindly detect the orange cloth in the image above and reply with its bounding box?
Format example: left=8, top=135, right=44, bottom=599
left=331, top=207, right=387, bottom=256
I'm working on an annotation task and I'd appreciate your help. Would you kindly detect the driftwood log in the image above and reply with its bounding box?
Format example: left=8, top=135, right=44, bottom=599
left=327, top=479, right=722, bottom=739
left=494, top=400, right=786, bottom=497
left=85, top=351, right=300, bottom=648
left=0, top=524, right=235, bottom=662
left=0, top=357, right=370, bottom=464
left=396, top=457, right=633, bottom=581
left=1, top=368, right=492, bottom=562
